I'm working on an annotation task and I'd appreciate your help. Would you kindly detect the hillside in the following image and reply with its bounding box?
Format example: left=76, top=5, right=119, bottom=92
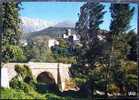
left=26, top=27, right=76, bottom=40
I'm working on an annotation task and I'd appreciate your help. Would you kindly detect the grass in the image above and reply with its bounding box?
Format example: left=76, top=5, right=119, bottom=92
left=0, top=88, right=46, bottom=99
left=0, top=87, right=88, bottom=100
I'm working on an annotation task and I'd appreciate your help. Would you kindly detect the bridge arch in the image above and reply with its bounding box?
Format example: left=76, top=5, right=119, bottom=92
left=36, top=71, right=55, bottom=84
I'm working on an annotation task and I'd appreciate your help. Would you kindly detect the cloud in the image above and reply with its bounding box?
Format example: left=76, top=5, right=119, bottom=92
left=20, top=16, right=56, bottom=33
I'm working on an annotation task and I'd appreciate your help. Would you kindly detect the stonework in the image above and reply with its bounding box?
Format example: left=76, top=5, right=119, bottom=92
left=1, top=62, right=71, bottom=91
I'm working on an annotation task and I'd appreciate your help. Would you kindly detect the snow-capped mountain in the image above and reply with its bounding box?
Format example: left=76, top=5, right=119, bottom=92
left=21, top=17, right=55, bottom=33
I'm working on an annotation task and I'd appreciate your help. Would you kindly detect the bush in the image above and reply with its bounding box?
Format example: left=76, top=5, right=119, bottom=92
left=9, top=76, right=22, bottom=89
left=64, top=79, right=77, bottom=91
left=2, top=45, right=26, bottom=62
left=74, top=78, right=86, bottom=87
left=14, top=64, right=33, bottom=82
left=27, top=91, right=46, bottom=99
left=10, top=64, right=36, bottom=93
left=15, top=64, right=26, bottom=78
left=107, top=83, right=120, bottom=94
left=9, top=77, right=33, bottom=93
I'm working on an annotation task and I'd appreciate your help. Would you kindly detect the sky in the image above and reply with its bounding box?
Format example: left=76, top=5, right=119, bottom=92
left=20, top=2, right=138, bottom=32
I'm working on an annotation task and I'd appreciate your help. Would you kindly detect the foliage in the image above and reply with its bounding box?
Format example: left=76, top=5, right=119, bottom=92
left=54, top=54, right=76, bottom=64
left=22, top=40, right=48, bottom=62
left=107, top=83, right=120, bottom=94
left=0, top=88, right=32, bottom=99
left=46, top=93, right=64, bottom=100
left=45, top=50, right=57, bottom=62
left=10, top=64, right=35, bottom=93
left=58, top=38, right=69, bottom=48
left=8, top=64, right=48, bottom=99
left=1, top=1, right=23, bottom=62
left=51, top=38, right=77, bottom=63
left=2, top=45, right=26, bottom=62
left=23, top=39, right=76, bottom=63
left=122, top=60, right=137, bottom=74
left=1, top=1, right=22, bottom=45
left=71, top=2, right=137, bottom=97
left=108, top=4, right=136, bottom=95
left=64, top=79, right=77, bottom=91
left=0, top=88, right=46, bottom=99
left=14, top=64, right=33, bottom=80
left=9, top=78, right=33, bottom=93
left=126, top=31, right=137, bottom=61
left=1, top=1, right=137, bottom=99
left=72, top=2, right=106, bottom=98
left=73, top=78, right=87, bottom=87
left=110, top=4, right=135, bottom=34
left=75, top=2, right=106, bottom=65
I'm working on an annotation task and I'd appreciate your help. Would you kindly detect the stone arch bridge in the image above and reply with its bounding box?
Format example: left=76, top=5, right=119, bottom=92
left=1, top=62, right=72, bottom=91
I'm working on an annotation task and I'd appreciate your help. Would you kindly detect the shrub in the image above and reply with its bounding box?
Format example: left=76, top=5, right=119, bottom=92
left=24, top=65, right=33, bottom=76
left=74, top=78, right=86, bottom=87
left=10, top=64, right=36, bottom=93
left=23, top=65, right=34, bottom=84
left=64, top=79, right=77, bottom=91
left=2, top=45, right=26, bottom=62
left=27, top=91, right=46, bottom=99
left=9, top=77, right=33, bottom=93
left=14, top=64, right=33, bottom=82
left=15, top=64, right=26, bottom=78
left=9, top=76, right=22, bottom=89
left=107, top=83, right=120, bottom=94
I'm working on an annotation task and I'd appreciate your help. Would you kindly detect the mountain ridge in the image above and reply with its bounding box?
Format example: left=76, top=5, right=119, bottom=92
left=25, top=26, right=75, bottom=40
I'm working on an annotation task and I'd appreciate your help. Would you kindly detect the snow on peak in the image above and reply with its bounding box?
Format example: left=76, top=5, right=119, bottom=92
left=21, top=16, right=55, bottom=33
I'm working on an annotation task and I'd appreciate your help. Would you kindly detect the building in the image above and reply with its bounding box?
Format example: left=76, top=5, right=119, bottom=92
left=63, top=29, right=79, bottom=41
left=48, top=39, right=59, bottom=48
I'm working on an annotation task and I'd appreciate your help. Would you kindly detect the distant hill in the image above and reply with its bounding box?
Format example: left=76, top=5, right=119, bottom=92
left=20, top=17, right=76, bottom=40
left=26, top=27, right=76, bottom=40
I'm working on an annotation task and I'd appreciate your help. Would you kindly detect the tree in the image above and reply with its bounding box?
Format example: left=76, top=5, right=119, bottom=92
left=73, top=2, right=106, bottom=98
left=75, top=2, right=106, bottom=65
left=110, top=4, right=135, bottom=35
left=126, top=31, right=137, bottom=61
left=1, top=1, right=24, bottom=62
left=109, top=4, right=135, bottom=95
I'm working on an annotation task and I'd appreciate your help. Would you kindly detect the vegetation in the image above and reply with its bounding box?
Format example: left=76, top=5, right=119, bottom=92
left=6, top=64, right=87, bottom=100
left=0, top=1, right=137, bottom=99
left=0, top=1, right=25, bottom=62
left=108, top=4, right=136, bottom=96
left=72, top=2, right=106, bottom=99
left=71, top=2, right=137, bottom=98
left=0, top=88, right=46, bottom=99
left=22, top=37, right=77, bottom=63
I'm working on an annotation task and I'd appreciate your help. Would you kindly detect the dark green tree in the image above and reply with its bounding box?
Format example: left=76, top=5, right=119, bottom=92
left=73, top=2, right=106, bottom=99
left=110, top=4, right=135, bottom=35
left=109, top=4, right=135, bottom=95
left=126, top=31, right=137, bottom=61
left=0, top=1, right=24, bottom=62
